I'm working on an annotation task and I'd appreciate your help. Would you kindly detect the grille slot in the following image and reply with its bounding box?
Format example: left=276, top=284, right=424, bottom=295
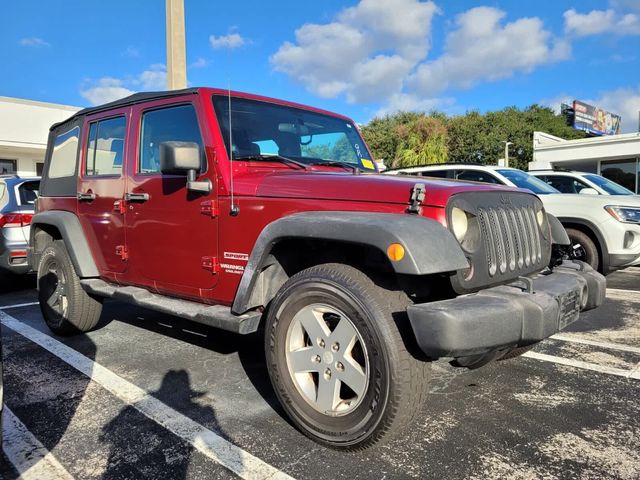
left=478, top=206, right=543, bottom=277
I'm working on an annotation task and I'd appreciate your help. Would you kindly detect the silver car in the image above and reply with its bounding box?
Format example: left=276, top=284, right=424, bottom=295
left=0, top=175, right=40, bottom=274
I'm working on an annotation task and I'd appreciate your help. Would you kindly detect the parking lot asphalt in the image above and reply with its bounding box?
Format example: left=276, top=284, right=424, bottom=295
left=1, top=268, right=639, bottom=479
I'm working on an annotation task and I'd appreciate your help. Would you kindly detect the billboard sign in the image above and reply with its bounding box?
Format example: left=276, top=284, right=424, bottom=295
left=572, top=100, right=621, bottom=136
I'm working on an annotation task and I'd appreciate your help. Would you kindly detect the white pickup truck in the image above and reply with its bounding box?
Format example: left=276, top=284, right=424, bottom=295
left=386, top=164, right=640, bottom=273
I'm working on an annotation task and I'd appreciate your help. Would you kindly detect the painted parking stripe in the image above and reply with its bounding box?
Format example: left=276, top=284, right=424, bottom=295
left=523, top=351, right=640, bottom=380
left=606, top=287, right=640, bottom=296
left=2, top=406, right=75, bottom=480
left=0, top=312, right=294, bottom=480
left=551, top=333, right=640, bottom=355
left=0, top=301, right=39, bottom=310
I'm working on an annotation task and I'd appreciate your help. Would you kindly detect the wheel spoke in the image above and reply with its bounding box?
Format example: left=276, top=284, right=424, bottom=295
left=339, top=357, right=367, bottom=396
left=46, top=291, right=59, bottom=308
left=329, top=317, right=357, bottom=351
left=288, top=347, right=320, bottom=373
left=297, top=307, right=331, bottom=341
left=316, top=375, right=339, bottom=412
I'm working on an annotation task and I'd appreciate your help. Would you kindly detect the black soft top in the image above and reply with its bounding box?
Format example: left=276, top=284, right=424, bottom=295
left=50, top=88, right=199, bottom=131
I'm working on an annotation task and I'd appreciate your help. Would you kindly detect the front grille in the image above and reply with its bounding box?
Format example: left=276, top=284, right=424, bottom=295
left=477, top=205, right=542, bottom=277
left=448, top=191, right=551, bottom=294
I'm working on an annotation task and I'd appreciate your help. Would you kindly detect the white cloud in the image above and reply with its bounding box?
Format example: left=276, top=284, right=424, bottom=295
left=409, top=7, right=569, bottom=97
left=210, top=33, right=246, bottom=49
left=80, top=78, right=134, bottom=105
left=564, top=8, right=640, bottom=36
left=374, top=93, right=456, bottom=117
left=271, top=0, right=439, bottom=104
left=585, top=86, right=640, bottom=133
left=80, top=65, right=167, bottom=106
left=190, top=57, right=208, bottom=68
left=19, top=37, right=50, bottom=47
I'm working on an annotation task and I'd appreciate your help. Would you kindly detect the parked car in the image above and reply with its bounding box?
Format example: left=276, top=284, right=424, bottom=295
left=529, top=169, right=636, bottom=196
left=29, top=89, right=605, bottom=449
left=0, top=175, right=40, bottom=275
left=386, top=164, right=640, bottom=273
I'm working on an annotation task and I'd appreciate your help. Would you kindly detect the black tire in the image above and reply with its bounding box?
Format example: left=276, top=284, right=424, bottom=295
left=264, top=263, right=430, bottom=450
left=499, top=344, right=536, bottom=361
left=566, top=228, right=599, bottom=272
left=37, top=240, right=103, bottom=335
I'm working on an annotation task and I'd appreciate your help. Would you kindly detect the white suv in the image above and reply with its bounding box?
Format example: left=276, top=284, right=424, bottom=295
left=529, top=169, right=636, bottom=196
left=386, top=164, right=640, bottom=273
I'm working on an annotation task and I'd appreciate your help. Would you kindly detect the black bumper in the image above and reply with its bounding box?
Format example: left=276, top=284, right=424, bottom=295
left=407, top=261, right=606, bottom=359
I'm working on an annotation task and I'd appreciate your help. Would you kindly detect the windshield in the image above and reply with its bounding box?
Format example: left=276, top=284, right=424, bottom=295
left=212, top=95, right=376, bottom=171
left=497, top=169, right=560, bottom=194
left=584, top=174, right=634, bottom=195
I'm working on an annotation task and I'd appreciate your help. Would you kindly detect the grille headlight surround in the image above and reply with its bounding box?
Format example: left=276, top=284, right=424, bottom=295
left=604, top=206, right=640, bottom=224
left=451, top=207, right=468, bottom=242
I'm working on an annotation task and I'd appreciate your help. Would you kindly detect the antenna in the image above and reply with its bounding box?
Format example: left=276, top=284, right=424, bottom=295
left=228, top=73, right=239, bottom=215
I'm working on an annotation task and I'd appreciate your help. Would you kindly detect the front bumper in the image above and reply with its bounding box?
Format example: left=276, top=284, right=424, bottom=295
left=407, top=261, right=606, bottom=359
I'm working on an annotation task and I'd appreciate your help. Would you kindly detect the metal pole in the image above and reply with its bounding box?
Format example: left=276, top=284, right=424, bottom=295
left=166, top=0, right=187, bottom=90
left=503, top=141, right=513, bottom=168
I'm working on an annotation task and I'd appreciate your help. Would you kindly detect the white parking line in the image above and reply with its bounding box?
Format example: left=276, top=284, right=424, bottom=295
left=523, top=351, right=640, bottom=380
left=606, top=287, right=640, bottom=296
left=551, top=334, right=640, bottom=355
left=0, top=302, right=39, bottom=310
left=2, top=406, right=75, bottom=480
left=0, top=311, right=294, bottom=480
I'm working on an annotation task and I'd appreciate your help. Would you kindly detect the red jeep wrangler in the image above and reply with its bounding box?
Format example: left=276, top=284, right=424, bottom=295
left=29, top=88, right=605, bottom=449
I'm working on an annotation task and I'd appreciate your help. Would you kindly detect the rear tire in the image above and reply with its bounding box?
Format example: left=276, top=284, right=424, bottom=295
left=37, top=240, right=103, bottom=335
left=264, top=263, right=429, bottom=449
left=566, top=228, right=599, bottom=272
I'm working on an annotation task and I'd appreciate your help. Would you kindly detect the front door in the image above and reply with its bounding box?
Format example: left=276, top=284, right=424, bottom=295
left=121, top=98, right=218, bottom=299
left=77, top=108, right=129, bottom=280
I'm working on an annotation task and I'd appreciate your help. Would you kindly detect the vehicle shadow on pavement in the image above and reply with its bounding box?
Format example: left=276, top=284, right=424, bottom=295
left=99, top=369, right=221, bottom=480
left=0, top=272, right=36, bottom=294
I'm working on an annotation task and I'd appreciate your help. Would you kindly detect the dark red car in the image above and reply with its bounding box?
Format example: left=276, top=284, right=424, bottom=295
left=29, top=88, right=605, bottom=448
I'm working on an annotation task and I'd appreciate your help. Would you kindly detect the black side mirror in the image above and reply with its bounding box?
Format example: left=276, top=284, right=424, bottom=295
left=159, top=141, right=211, bottom=193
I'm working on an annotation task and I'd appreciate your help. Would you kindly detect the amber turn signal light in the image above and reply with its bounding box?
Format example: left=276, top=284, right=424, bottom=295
left=387, top=243, right=405, bottom=261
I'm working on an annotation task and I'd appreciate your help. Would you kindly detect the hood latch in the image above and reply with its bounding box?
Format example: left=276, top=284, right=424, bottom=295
left=407, top=183, right=426, bottom=214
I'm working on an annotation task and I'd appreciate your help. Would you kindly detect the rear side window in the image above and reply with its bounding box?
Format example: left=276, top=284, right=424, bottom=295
left=49, top=127, right=80, bottom=178
left=456, top=170, right=501, bottom=184
left=18, top=181, right=40, bottom=205
left=0, top=182, right=7, bottom=209
left=86, top=116, right=126, bottom=176
left=421, top=170, right=449, bottom=178
left=139, top=104, right=203, bottom=174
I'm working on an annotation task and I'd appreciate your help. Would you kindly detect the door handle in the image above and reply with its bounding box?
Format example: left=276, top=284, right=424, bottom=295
left=77, top=192, right=96, bottom=201
left=125, top=192, right=150, bottom=202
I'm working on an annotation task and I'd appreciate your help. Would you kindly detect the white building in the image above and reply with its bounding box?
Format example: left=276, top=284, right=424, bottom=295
left=530, top=131, right=640, bottom=193
left=0, top=96, right=81, bottom=177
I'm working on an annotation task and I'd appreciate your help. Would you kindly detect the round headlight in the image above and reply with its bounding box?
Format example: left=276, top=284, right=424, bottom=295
left=451, top=207, right=468, bottom=242
left=536, top=209, right=545, bottom=227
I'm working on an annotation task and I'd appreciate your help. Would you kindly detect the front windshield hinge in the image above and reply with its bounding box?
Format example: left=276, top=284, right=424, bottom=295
left=407, top=183, right=426, bottom=214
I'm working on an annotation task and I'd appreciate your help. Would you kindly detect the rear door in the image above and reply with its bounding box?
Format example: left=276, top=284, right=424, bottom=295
left=77, top=108, right=129, bottom=280
left=122, top=98, right=218, bottom=299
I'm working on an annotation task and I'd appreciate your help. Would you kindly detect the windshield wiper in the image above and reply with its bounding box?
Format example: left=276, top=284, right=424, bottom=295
left=309, top=160, right=360, bottom=173
left=234, top=154, right=309, bottom=170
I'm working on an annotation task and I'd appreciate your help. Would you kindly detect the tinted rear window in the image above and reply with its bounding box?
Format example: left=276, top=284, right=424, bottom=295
left=18, top=181, right=40, bottom=205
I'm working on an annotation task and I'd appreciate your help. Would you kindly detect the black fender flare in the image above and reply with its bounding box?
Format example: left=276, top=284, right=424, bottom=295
left=30, top=211, right=99, bottom=278
left=556, top=216, right=609, bottom=272
left=232, top=211, right=469, bottom=314
left=547, top=213, right=570, bottom=245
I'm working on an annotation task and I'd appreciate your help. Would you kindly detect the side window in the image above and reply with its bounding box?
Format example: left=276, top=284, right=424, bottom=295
left=18, top=181, right=40, bottom=205
left=545, top=175, right=582, bottom=193
left=48, top=127, right=79, bottom=178
left=139, top=104, right=203, bottom=174
left=421, top=169, right=449, bottom=178
left=456, top=170, right=500, bottom=184
left=85, top=116, right=126, bottom=176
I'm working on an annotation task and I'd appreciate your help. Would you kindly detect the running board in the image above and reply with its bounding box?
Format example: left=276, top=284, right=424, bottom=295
left=80, top=279, right=262, bottom=334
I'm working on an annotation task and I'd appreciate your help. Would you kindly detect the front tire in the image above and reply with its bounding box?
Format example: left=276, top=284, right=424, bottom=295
left=37, top=240, right=103, bottom=335
left=264, top=263, right=429, bottom=449
left=566, top=228, right=599, bottom=272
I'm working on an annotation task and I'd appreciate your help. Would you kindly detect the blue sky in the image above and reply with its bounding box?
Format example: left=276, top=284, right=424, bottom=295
left=2, top=0, right=640, bottom=131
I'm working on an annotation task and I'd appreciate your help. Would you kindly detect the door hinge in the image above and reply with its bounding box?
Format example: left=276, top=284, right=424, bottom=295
left=115, top=245, right=129, bottom=261
left=201, top=256, right=220, bottom=274
left=200, top=200, right=219, bottom=218
left=113, top=199, right=126, bottom=214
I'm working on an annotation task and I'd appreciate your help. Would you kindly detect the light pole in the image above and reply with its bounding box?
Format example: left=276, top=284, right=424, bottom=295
left=166, top=0, right=187, bottom=90
left=502, top=141, right=513, bottom=168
